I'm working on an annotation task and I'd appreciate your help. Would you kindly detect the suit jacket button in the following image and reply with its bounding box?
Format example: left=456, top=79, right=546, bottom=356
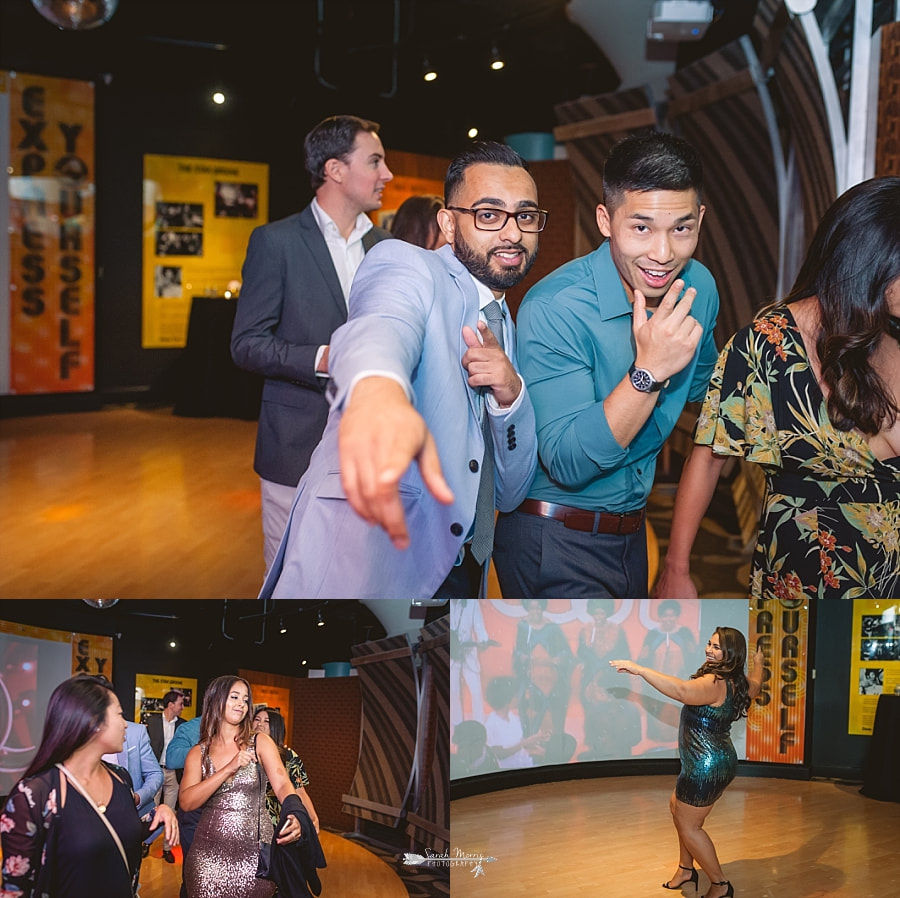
left=507, top=424, right=515, bottom=437
left=469, top=459, right=479, bottom=473
left=450, top=523, right=464, bottom=536
left=508, top=439, right=516, bottom=450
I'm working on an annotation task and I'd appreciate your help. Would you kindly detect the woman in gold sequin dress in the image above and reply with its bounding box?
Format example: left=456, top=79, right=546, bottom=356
left=179, top=677, right=305, bottom=898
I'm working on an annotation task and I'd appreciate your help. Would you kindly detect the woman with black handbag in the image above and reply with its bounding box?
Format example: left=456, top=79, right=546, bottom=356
left=1, top=674, right=178, bottom=898
left=178, top=676, right=303, bottom=898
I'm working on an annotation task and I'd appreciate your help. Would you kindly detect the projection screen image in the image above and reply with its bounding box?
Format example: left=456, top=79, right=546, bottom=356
left=451, top=599, right=807, bottom=779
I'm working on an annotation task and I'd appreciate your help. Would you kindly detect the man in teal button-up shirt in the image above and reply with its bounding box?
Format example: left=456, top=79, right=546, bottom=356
left=494, top=131, right=720, bottom=599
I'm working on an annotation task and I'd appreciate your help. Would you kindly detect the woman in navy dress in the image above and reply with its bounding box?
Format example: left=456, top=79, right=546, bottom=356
left=1, top=675, right=178, bottom=898
left=611, top=627, right=764, bottom=898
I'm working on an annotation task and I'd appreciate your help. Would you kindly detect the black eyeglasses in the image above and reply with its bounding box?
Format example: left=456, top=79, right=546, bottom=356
left=447, top=206, right=549, bottom=233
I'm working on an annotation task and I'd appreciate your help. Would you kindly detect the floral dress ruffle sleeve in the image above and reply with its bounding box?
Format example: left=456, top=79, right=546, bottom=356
left=694, top=307, right=900, bottom=599
left=1, top=771, right=59, bottom=898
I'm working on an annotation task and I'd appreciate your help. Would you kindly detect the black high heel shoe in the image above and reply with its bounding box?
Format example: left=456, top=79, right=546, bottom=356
left=662, top=865, right=699, bottom=891
left=703, top=881, right=734, bottom=898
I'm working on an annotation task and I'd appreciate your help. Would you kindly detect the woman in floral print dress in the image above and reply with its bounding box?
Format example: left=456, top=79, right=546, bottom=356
left=656, top=176, right=900, bottom=599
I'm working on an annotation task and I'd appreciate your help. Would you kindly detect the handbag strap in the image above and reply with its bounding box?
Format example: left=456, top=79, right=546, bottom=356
left=253, top=734, right=262, bottom=845
left=56, top=763, right=132, bottom=881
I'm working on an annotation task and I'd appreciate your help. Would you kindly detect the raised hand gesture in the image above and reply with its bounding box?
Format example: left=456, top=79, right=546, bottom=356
left=632, top=278, right=703, bottom=382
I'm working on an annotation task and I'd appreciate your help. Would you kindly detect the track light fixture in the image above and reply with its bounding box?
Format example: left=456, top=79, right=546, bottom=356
left=489, top=41, right=504, bottom=71
left=316, top=609, right=325, bottom=628
left=279, top=617, right=287, bottom=634
left=423, top=54, right=437, bottom=82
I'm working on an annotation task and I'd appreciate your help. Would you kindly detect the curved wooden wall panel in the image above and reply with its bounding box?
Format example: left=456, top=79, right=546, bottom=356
left=553, top=86, right=657, bottom=252
left=668, top=39, right=780, bottom=342
left=344, top=634, right=417, bottom=828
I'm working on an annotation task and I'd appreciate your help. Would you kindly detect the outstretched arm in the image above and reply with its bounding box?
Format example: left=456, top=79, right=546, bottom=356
left=338, top=377, right=454, bottom=549
left=609, top=660, right=724, bottom=706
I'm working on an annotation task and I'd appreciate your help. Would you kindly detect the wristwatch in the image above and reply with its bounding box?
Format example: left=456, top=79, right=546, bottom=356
left=628, top=363, right=663, bottom=393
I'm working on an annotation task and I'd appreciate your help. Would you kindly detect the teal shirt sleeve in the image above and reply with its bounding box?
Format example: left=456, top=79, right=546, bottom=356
left=166, top=716, right=201, bottom=769
left=517, top=295, right=629, bottom=490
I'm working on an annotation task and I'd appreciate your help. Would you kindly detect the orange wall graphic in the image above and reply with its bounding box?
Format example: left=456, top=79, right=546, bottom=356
left=4, top=70, right=95, bottom=394
left=746, top=599, right=808, bottom=764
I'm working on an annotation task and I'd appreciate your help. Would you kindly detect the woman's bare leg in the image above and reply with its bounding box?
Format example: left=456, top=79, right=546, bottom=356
left=671, top=798, right=729, bottom=897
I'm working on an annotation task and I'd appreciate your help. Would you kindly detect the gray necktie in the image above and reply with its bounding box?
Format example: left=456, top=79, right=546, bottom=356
left=471, top=300, right=506, bottom=566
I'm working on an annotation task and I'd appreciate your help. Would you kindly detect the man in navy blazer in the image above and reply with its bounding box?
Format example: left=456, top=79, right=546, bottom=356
left=232, top=115, right=393, bottom=569
left=261, top=141, right=542, bottom=599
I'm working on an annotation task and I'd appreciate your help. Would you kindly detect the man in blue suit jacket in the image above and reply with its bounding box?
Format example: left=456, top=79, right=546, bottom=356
left=232, top=115, right=393, bottom=570
left=103, top=720, right=163, bottom=819
left=261, top=141, right=543, bottom=599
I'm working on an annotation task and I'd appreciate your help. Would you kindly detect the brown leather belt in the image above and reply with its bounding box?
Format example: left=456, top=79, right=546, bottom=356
left=517, top=498, right=645, bottom=535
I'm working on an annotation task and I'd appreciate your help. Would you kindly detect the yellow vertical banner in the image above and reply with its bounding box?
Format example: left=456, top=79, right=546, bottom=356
left=746, top=599, right=808, bottom=764
left=5, top=70, right=95, bottom=394
left=142, top=154, right=269, bottom=348
left=848, top=600, right=900, bottom=735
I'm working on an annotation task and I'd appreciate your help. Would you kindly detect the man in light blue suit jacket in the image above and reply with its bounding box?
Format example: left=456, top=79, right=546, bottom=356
left=103, top=720, right=163, bottom=819
left=261, top=141, right=544, bottom=599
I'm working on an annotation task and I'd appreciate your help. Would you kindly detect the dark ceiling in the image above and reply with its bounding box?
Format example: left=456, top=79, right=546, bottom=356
left=0, top=599, right=447, bottom=674
left=1, top=0, right=620, bottom=157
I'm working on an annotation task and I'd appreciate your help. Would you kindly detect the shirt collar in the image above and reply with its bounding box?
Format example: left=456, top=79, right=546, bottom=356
left=467, top=269, right=505, bottom=313
left=591, top=241, right=633, bottom=321
left=311, top=197, right=374, bottom=243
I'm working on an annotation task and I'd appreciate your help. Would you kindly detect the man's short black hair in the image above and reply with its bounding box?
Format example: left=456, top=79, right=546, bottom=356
left=603, top=131, right=703, bottom=212
left=444, top=141, right=530, bottom=207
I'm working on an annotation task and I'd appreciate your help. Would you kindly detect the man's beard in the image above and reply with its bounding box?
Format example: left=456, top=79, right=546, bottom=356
left=454, top=231, right=537, bottom=292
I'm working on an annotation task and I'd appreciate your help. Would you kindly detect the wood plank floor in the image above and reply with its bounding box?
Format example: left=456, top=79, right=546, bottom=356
left=138, top=830, right=407, bottom=898
left=0, top=405, right=742, bottom=598
left=450, top=775, right=900, bottom=898
left=0, top=407, right=264, bottom=598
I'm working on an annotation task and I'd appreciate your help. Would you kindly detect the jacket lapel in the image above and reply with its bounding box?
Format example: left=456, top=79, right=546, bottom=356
left=298, top=206, right=346, bottom=320
left=438, top=246, right=483, bottom=422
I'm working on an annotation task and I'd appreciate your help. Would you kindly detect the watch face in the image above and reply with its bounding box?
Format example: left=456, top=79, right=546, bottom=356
left=631, top=367, right=653, bottom=392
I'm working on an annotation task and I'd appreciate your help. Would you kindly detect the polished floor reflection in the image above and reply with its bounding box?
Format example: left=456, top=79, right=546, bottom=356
left=451, top=774, right=900, bottom=897
left=138, top=830, right=407, bottom=898
left=1, top=406, right=751, bottom=598
left=1, top=407, right=263, bottom=598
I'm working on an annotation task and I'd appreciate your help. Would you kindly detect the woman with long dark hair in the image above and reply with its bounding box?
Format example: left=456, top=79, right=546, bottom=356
left=656, top=175, right=900, bottom=598
left=1, top=674, right=178, bottom=898
left=251, top=707, right=319, bottom=832
left=178, top=677, right=304, bottom=898
left=611, top=627, right=764, bottom=898
left=389, top=194, right=447, bottom=250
